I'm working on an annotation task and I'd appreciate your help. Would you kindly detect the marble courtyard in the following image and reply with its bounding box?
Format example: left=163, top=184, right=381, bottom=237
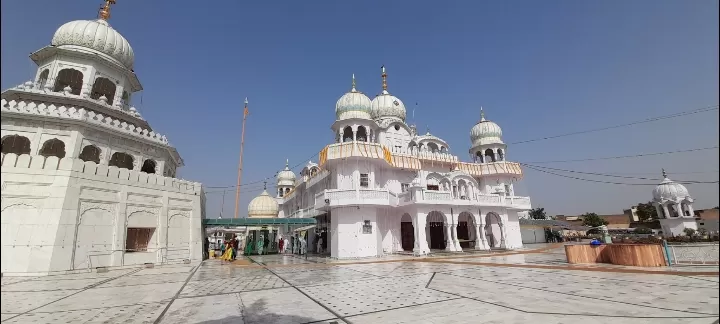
left=1, top=244, right=718, bottom=324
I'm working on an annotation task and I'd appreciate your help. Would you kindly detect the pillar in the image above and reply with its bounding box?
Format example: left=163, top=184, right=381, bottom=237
left=662, top=205, right=671, bottom=218
left=499, top=220, right=507, bottom=249
left=444, top=223, right=455, bottom=251
left=451, top=223, right=462, bottom=252
left=413, top=212, right=429, bottom=255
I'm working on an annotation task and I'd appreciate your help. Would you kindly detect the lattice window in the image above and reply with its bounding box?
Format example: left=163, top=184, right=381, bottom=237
left=126, top=228, right=155, bottom=252
left=360, top=173, right=369, bottom=188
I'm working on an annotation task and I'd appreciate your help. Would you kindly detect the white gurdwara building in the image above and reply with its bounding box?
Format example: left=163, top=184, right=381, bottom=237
left=0, top=4, right=205, bottom=274
left=271, top=69, right=532, bottom=259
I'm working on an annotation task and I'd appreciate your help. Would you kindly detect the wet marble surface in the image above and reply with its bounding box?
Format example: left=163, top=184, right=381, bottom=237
left=0, top=252, right=718, bottom=324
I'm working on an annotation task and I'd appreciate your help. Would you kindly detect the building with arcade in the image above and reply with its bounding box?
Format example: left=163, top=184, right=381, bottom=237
left=270, top=68, right=533, bottom=259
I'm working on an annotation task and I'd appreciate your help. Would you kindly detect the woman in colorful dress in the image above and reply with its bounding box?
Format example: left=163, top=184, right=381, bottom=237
left=219, top=240, right=234, bottom=261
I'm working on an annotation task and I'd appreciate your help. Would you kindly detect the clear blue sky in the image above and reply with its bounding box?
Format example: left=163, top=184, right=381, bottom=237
left=2, top=0, right=718, bottom=217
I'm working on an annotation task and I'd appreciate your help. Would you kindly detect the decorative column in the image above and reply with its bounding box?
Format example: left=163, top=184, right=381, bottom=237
left=339, top=130, right=344, bottom=143
left=499, top=219, right=507, bottom=249
left=451, top=223, right=462, bottom=252
left=474, top=223, right=484, bottom=250
left=414, top=213, right=429, bottom=255
left=662, top=204, right=671, bottom=218
left=686, top=204, right=695, bottom=218
left=444, top=223, right=455, bottom=251
left=352, top=126, right=357, bottom=142
left=477, top=211, right=489, bottom=250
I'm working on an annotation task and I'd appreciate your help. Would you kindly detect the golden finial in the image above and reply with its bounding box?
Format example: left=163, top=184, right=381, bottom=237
left=351, top=74, right=356, bottom=92
left=381, top=65, right=388, bottom=92
left=98, top=0, right=116, bottom=21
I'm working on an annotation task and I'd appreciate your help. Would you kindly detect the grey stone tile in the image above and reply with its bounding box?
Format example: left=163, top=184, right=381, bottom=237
left=239, top=287, right=336, bottom=323
left=6, top=302, right=168, bottom=324
left=159, top=294, right=243, bottom=324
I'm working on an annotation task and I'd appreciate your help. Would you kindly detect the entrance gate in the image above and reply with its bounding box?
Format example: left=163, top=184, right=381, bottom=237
left=401, top=222, right=414, bottom=251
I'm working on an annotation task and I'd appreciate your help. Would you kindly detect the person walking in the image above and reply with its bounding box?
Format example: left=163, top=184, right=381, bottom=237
left=317, top=236, right=323, bottom=254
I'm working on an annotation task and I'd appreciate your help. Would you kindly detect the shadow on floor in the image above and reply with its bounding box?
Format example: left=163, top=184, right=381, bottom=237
left=193, top=298, right=339, bottom=324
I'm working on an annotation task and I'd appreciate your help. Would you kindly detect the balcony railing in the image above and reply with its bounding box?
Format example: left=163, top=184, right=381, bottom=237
left=312, top=188, right=531, bottom=210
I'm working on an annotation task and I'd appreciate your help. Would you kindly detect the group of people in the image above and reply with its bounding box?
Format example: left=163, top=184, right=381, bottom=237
left=243, top=234, right=269, bottom=255
left=277, top=234, right=308, bottom=255
left=211, top=232, right=321, bottom=260
left=218, top=234, right=241, bottom=261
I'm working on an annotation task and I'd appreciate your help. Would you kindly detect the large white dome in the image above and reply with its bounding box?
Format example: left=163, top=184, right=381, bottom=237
left=51, top=19, right=135, bottom=69
left=371, top=90, right=406, bottom=121
left=276, top=161, right=296, bottom=186
left=653, top=174, right=691, bottom=202
left=247, top=190, right=279, bottom=218
left=470, top=112, right=503, bottom=145
left=336, top=84, right=372, bottom=120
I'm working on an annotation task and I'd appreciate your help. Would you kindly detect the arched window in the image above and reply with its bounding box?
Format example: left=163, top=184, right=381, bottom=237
left=356, top=126, right=368, bottom=142
left=497, top=149, right=505, bottom=161
left=427, top=143, right=439, bottom=153
left=109, top=152, right=134, bottom=170
left=342, top=126, right=353, bottom=142
left=1, top=135, right=31, bottom=155
left=475, top=151, right=484, bottom=163
left=310, top=167, right=318, bottom=177
left=140, top=159, right=156, bottom=174
left=79, top=145, right=101, bottom=163
left=39, top=138, right=66, bottom=159
left=53, top=68, right=83, bottom=95
left=484, top=149, right=495, bottom=162
left=37, top=69, right=49, bottom=88
left=285, top=188, right=290, bottom=194
left=90, top=77, right=117, bottom=105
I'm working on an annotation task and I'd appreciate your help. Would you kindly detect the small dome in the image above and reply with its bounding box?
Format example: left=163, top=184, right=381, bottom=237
left=652, top=171, right=691, bottom=202
left=371, top=91, right=406, bottom=121
left=470, top=110, right=503, bottom=145
left=276, top=160, right=296, bottom=186
left=336, top=88, right=372, bottom=120
left=51, top=19, right=134, bottom=69
left=248, top=190, right=279, bottom=218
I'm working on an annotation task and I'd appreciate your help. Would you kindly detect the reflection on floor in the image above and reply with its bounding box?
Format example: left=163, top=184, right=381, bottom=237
left=1, top=245, right=718, bottom=324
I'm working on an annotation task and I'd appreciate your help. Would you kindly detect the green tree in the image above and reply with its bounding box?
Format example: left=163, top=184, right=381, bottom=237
left=529, top=208, right=547, bottom=220
left=635, top=202, right=658, bottom=222
left=581, top=212, right=609, bottom=228
left=683, top=228, right=696, bottom=237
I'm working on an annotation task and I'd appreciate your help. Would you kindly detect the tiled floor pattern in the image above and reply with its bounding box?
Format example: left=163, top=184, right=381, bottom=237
left=0, top=251, right=718, bottom=324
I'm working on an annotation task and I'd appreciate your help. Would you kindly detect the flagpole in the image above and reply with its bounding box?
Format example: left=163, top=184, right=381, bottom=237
left=234, top=98, right=249, bottom=219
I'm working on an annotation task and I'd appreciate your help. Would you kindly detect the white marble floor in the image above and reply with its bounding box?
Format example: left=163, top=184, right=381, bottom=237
left=1, top=252, right=718, bottom=324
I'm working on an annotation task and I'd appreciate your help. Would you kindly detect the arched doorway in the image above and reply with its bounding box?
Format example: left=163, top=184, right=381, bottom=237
left=485, top=212, right=503, bottom=248
left=426, top=211, right=446, bottom=250
left=400, top=213, right=414, bottom=251
left=457, top=212, right=475, bottom=249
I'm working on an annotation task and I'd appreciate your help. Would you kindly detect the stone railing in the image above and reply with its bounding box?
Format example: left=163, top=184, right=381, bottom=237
left=315, top=188, right=393, bottom=209
left=6, top=80, right=144, bottom=121
left=1, top=99, right=169, bottom=146
left=1, top=153, right=202, bottom=195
